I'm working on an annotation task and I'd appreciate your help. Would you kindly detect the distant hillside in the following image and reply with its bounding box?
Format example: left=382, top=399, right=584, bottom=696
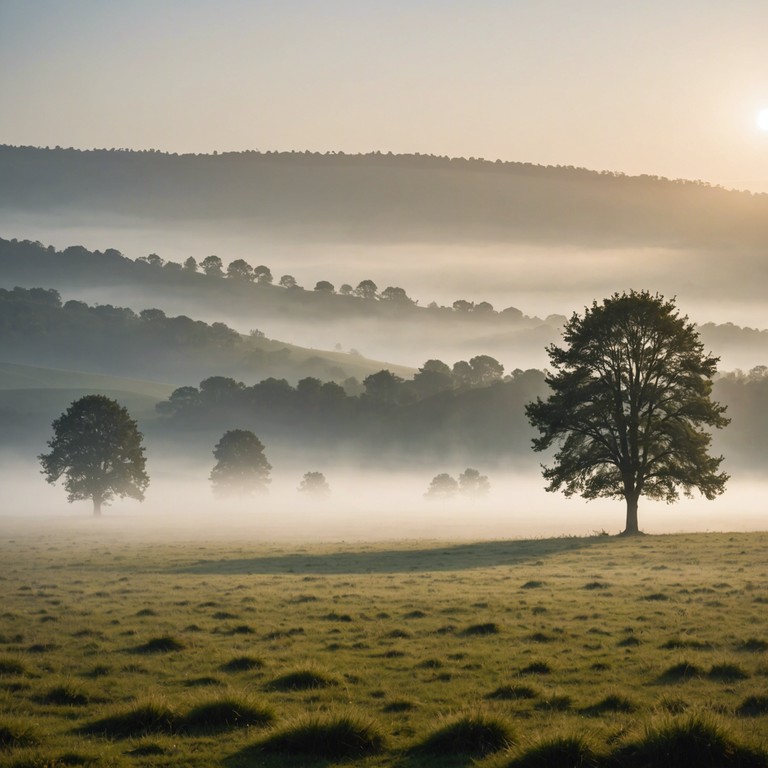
left=1, top=146, right=767, bottom=251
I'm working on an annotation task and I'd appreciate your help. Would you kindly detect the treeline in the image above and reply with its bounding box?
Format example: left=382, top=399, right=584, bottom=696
left=155, top=364, right=548, bottom=461
left=0, top=238, right=541, bottom=324
left=0, top=286, right=361, bottom=383
left=2, top=145, right=767, bottom=249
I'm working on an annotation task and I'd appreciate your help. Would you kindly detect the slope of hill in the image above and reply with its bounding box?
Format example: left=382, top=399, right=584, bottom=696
left=1, top=146, right=767, bottom=251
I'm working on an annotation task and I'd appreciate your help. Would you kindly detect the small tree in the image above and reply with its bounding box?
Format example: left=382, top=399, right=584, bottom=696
left=279, top=274, right=298, bottom=289
left=354, top=280, right=378, bottom=300
left=210, top=429, right=271, bottom=497
left=526, top=291, right=729, bottom=535
left=201, top=255, right=224, bottom=277
left=39, top=395, right=149, bottom=515
left=298, top=471, right=330, bottom=499
left=459, top=468, right=490, bottom=497
left=227, top=259, right=255, bottom=281
left=254, top=265, right=273, bottom=284
left=314, top=280, right=335, bottom=293
left=182, top=256, right=198, bottom=272
left=425, top=473, right=459, bottom=499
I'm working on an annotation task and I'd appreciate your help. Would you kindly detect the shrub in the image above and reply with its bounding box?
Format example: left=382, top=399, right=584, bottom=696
left=182, top=694, right=275, bottom=733
left=520, top=662, right=551, bottom=675
left=40, top=682, right=90, bottom=706
left=659, top=662, right=704, bottom=682
left=738, top=638, right=768, bottom=653
left=582, top=694, right=635, bottom=715
left=259, top=712, right=386, bottom=758
left=415, top=712, right=515, bottom=756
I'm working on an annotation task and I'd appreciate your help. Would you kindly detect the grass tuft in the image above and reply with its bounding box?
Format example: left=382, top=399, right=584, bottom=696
left=182, top=694, right=275, bottom=733
left=79, top=698, right=178, bottom=738
left=738, top=638, right=768, bottom=653
left=0, top=717, right=40, bottom=750
left=708, top=663, right=750, bottom=681
left=504, top=733, right=601, bottom=767
left=220, top=655, right=264, bottom=672
left=267, top=667, right=339, bottom=691
left=259, top=711, right=386, bottom=758
left=463, top=622, right=501, bottom=636
left=133, top=635, right=184, bottom=653
left=659, top=662, right=704, bottom=682
left=582, top=694, right=635, bottom=715
left=737, top=695, right=768, bottom=717
left=415, top=712, right=515, bottom=756
left=0, top=657, right=27, bottom=676
left=40, top=682, right=90, bottom=706
left=487, top=684, right=538, bottom=700
left=613, top=714, right=768, bottom=767
left=520, top=661, right=551, bottom=675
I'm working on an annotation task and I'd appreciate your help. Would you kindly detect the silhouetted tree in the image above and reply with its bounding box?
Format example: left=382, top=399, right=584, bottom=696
left=254, top=265, right=273, bottom=284
left=380, top=286, right=415, bottom=305
left=298, top=471, right=330, bottom=498
left=475, top=301, right=494, bottom=313
left=201, top=255, right=224, bottom=276
left=425, top=473, right=458, bottom=498
left=459, top=467, right=490, bottom=496
left=526, top=291, right=729, bottom=535
left=469, top=355, right=504, bottom=386
left=354, top=280, right=378, bottom=300
left=339, top=284, right=354, bottom=296
left=279, top=274, right=298, bottom=288
left=362, top=369, right=404, bottom=406
left=314, top=280, right=335, bottom=293
left=210, top=429, right=271, bottom=497
left=227, top=259, right=254, bottom=281
left=413, top=359, right=453, bottom=397
left=452, top=299, right=474, bottom=312
left=39, top=395, right=149, bottom=515
left=182, top=256, right=198, bottom=272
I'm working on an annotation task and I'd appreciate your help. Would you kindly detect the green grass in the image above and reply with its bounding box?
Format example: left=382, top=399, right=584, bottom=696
left=1, top=528, right=768, bottom=767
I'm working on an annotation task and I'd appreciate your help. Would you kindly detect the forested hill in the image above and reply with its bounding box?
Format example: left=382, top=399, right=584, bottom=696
left=1, top=146, right=767, bottom=250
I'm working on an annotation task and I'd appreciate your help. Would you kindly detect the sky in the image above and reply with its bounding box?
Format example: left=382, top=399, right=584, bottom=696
left=1, top=0, right=768, bottom=191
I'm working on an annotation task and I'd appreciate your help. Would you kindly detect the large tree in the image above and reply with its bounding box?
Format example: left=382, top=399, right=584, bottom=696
left=525, top=291, right=729, bottom=535
left=210, top=429, right=271, bottom=497
left=39, top=395, right=149, bottom=516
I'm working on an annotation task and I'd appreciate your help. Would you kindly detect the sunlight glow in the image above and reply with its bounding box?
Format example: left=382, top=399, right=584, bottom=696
left=758, top=108, right=768, bottom=131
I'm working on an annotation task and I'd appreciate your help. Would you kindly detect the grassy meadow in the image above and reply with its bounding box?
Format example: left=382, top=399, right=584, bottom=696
left=1, top=525, right=768, bottom=767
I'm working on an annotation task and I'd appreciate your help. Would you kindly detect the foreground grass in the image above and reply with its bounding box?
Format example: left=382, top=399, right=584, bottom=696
left=0, top=526, right=767, bottom=767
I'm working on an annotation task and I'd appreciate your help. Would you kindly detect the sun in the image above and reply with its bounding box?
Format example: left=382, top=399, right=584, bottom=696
left=758, top=108, right=768, bottom=132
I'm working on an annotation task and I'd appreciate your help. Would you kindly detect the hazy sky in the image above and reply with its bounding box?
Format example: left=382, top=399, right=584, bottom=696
left=2, top=1, right=768, bottom=191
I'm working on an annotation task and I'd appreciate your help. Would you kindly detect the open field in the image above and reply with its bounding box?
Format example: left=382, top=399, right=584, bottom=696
left=1, top=526, right=768, bottom=767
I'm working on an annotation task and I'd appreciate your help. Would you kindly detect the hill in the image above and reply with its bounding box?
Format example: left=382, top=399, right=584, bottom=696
left=2, top=146, right=767, bottom=251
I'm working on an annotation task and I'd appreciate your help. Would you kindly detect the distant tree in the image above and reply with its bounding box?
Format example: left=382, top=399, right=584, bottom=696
left=183, top=256, right=198, bottom=273
left=459, top=468, right=490, bottom=497
left=474, top=301, right=494, bottom=313
left=362, top=369, right=404, bottom=406
left=39, top=395, right=149, bottom=516
left=201, top=255, right=224, bottom=277
left=425, top=473, right=459, bottom=499
left=210, top=429, right=271, bottom=497
left=227, top=259, right=255, bottom=281
left=254, top=265, right=273, bottom=284
left=526, top=291, right=729, bottom=535
left=314, top=280, right=335, bottom=293
left=139, top=308, right=166, bottom=322
left=354, top=280, right=378, bottom=300
left=164, top=260, right=182, bottom=273
left=452, top=299, right=474, bottom=312
left=469, top=355, right=504, bottom=386
left=452, top=360, right=474, bottom=388
left=279, top=274, right=298, bottom=289
left=380, top=286, right=415, bottom=305
left=298, top=471, right=330, bottom=498
left=413, top=359, right=454, bottom=397
left=249, top=328, right=266, bottom=339
left=339, top=284, right=354, bottom=296
left=137, top=253, right=164, bottom=268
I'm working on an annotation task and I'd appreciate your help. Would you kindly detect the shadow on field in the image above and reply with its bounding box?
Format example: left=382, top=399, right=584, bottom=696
left=173, top=536, right=610, bottom=575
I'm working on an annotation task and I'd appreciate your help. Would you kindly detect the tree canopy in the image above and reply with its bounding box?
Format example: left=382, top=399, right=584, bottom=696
left=39, top=395, right=149, bottom=515
left=209, top=429, right=271, bottom=497
left=526, top=291, right=729, bottom=534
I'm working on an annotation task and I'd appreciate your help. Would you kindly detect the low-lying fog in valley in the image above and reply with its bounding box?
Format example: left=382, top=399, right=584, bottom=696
left=2, top=453, right=765, bottom=542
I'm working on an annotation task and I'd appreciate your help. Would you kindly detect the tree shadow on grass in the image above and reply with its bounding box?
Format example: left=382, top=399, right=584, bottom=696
left=171, top=535, right=611, bottom=575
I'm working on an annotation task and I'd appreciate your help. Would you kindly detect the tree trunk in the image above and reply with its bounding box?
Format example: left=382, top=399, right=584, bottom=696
left=621, top=494, right=640, bottom=535
left=93, top=497, right=102, bottom=517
